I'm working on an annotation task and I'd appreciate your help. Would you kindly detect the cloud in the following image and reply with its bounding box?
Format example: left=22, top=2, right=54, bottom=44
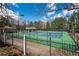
left=51, top=6, right=56, bottom=10
left=62, top=9, right=76, bottom=16
left=50, top=13, right=64, bottom=20
left=73, top=3, right=79, bottom=5
left=48, top=15, right=55, bottom=20
left=46, top=3, right=56, bottom=17
left=43, top=16, right=47, bottom=20
left=6, top=9, right=19, bottom=20
left=72, top=3, right=79, bottom=8
left=47, top=11, right=55, bottom=16
left=47, top=3, right=56, bottom=11
left=0, top=8, right=3, bottom=15
left=50, top=17, right=54, bottom=20
left=11, top=3, right=19, bottom=7
left=41, top=16, right=48, bottom=23
left=4, top=9, right=24, bottom=25
left=0, top=6, right=7, bottom=16
left=47, top=3, right=77, bottom=18
left=48, top=3, right=55, bottom=9
left=52, top=13, right=63, bottom=19
left=68, top=10, right=75, bottom=14
left=56, top=13, right=63, bottom=17
left=62, top=10, right=68, bottom=16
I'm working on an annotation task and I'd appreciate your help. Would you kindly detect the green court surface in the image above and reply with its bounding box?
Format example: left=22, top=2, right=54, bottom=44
left=13, top=31, right=79, bottom=52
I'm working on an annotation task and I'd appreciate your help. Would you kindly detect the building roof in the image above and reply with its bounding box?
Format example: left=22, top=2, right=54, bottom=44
left=0, top=26, right=16, bottom=29
left=25, top=27, right=36, bottom=30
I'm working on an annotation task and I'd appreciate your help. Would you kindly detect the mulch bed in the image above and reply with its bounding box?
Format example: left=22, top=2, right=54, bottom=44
left=0, top=39, right=22, bottom=56
left=0, top=46, right=23, bottom=56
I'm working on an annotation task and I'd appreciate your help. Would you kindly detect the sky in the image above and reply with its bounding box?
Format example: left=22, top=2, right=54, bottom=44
left=6, top=3, right=78, bottom=23
left=8, top=3, right=47, bottom=22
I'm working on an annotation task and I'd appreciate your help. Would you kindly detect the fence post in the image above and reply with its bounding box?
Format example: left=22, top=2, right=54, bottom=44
left=18, top=30, right=19, bottom=39
left=28, top=31, right=30, bottom=38
left=61, top=32, right=63, bottom=55
left=3, top=29, right=6, bottom=44
left=23, top=33, right=26, bottom=56
left=76, top=51, right=79, bottom=56
left=47, top=31, right=48, bottom=45
left=37, top=32, right=38, bottom=42
left=12, top=32, right=13, bottom=46
left=49, top=33, right=51, bottom=56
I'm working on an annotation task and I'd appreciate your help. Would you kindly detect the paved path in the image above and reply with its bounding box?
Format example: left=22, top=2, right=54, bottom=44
left=6, top=38, right=78, bottom=56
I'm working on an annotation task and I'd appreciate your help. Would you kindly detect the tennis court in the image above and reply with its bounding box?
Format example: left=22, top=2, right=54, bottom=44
left=14, top=31, right=79, bottom=52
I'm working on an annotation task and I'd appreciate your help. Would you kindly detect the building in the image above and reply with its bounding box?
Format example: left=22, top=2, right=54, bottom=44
left=25, top=27, right=37, bottom=32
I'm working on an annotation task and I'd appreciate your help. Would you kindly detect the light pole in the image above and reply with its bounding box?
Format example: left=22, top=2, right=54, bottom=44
left=22, top=19, right=27, bottom=56
left=18, top=14, right=24, bottom=30
left=17, top=14, right=24, bottom=38
left=17, top=14, right=27, bottom=56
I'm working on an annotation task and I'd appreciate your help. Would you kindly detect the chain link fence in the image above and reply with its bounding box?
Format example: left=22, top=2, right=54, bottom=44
left=4, top=30, right=79, bottom=56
